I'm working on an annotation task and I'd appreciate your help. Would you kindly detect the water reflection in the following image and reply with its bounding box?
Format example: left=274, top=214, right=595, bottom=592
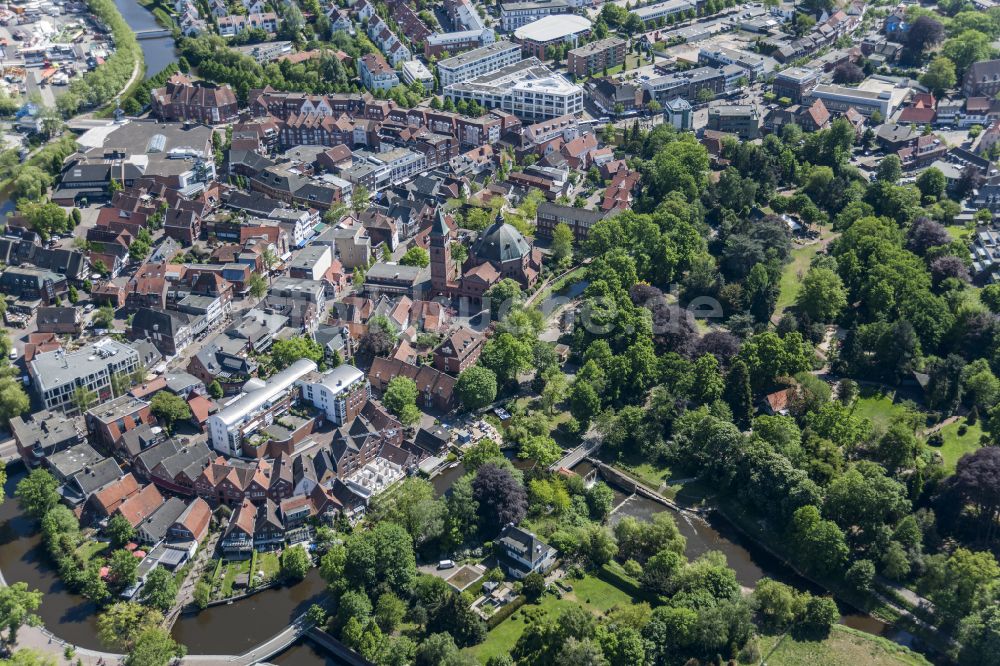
left=0, top=466, right=329, bottom=655
left=112, top=0, right=178, bottom=79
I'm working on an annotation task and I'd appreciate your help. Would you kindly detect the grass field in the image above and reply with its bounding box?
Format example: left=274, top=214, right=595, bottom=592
left=603, top=54, right=647, bottom=77
left=464, top=574, right=637, bottom=663
left=944, top=223, right=970, bottom=241
left=850, top=391, right=913, bottom=431
left=220, top=560, right=251, bottom=597
left=775, top=243, right=822, bottom=317
left=76, top=541, right=109, bottom=563
left=257, top=552, right=281, bottom=581
left=758, top=625, right=932, bottom=666
left=929, top=419, right=983, bottom=472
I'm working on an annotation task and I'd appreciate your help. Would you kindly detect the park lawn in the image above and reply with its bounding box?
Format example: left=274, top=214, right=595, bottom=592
left=596, top=450, right=704, bottom=501
left=464, top=574, right=638, bottom=663
left=775, top=243, right=822, bottom=317
left=603, top=54, right=646, bottom=77
left=850, top=391, right=913, bottom=431
left=944, top=224, right=969, bottom=241
left=758, top=625, right=932, bottom=666
left=930, top=419, right=983, bottom=472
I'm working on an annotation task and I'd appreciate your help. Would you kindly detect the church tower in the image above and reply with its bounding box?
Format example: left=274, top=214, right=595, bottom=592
left=430, top=208, right=458, bottom=296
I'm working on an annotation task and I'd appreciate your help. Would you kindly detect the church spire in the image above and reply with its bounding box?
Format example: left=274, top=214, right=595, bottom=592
left=432, top=207, right=450, bottom=237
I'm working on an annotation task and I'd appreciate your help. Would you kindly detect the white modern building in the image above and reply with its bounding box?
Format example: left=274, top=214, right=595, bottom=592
left=207, top=358, right=318, bottom=455
left=806, top=82, right=903, bottom=118
left=500, top=0, right=573, bottom=30
left=632, top=0, right=695, bottom=24
left=444, top=58, right=584, bottom=121
left=401, top=60, right=435, bottom=88
left=30, top=340, right=141, bottom=412
left=300, top=364, right=370, bottom=425
left=437, top=40, right=523, bottom=88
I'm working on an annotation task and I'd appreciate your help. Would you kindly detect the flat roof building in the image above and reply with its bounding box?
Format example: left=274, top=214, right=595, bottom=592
left=445, top=58, right=584, bottom=121
left=437, top=40, right=523, bottom=88
left=30, top=340, right=141, bottom=413
left=632, top=0, right=695, bottom=24
left=806, top=79, right=909, bottom=118
left=207, top=357, right=318, bottom=455
left=401, top=60, right=435, bottom=87
left=513, top=14, right=592, bottom=59
left=500, top=0, right=573, bottom=31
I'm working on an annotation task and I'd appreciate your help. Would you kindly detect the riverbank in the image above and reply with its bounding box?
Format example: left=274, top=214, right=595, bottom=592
left=759, top=625, right=932, bottom=666
left=588, top=458, right=947, bottom=661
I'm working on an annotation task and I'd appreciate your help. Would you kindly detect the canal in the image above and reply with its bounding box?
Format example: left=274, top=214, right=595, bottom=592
left=0, top=467, right=330, bottom=656
left=112, top=0, right=178, bottom=80
left=0, top=451, right=912, bottom=663
left=574, top=461, right=913, bottom=646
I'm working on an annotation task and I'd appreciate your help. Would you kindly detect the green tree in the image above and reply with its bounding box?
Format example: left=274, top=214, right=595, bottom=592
left=383, top=376, right=421, bottom=425
left=920, top=55, right=958, bottom=95
left=351, top=184, right=371, bottom=216
left=522, top=572, right=546, bottom=600
left=479, top=332, right=532, bottom=385
left=373, top=477, right=444, bottom=547
left=139, top=567, right=177, bottom=612
left=876, top=155, right=902, bottom=184
left=958, top=603, right=1000, bottom=666
left=270, top=336, right=323, bottom=369
left=125, top=627, right=185, bottom=666
left=193, top=582, right=211, bottom=610
left=462, top=438, right=502, bottom=471
left=916, top=167, right=947, bottom=200
left=94, top=305, right=115, bottom=329
left=942, top=30, right=995, bottom=77
left=375, top=592, right=407, bottom=633
left=796, top=267, right=847, bottom=322
left=208, top=380, right=224, bottom=399
left=0, top=583, right=42, bottom=643
left=107, top=549, right=139, bottom=592
left=724, top=359, right=753, bottom=429
left=247, top=272, right=268, bottom=299
left=149, top=391, right=192, bottom=433
left=551, top=222, right=574, bottom=268
left=569, top=380, right=600, bottom=429
left=106, top=513, right=135, bottom=549
left=485, top=279, right=523, bottom=320
left=0, top=378, right=30, bottom=427
left=72, top=386, right=97, bottom=413
left=280, top=546, right=311, bottom=581
left=586, top=482, right=615, bottom=521
left=455, top=365, right=498, bottom=411
left=399, top=246, right=430, bottom=267
left=15, top=469, right=59, bottom=521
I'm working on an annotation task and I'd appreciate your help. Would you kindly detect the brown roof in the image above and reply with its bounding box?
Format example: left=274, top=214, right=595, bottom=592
left=187, top=394, right=216, bottom=424
left=765, top=389, right=790, bottom=413
left=91, top=473, right=140, bottom=515
left=130, top=377, right=168, bottom=399
left=227, top=499, right=257, bottom=538
left=173, top=497, right=211, bottom=542
left=116, top=483, right=165, bottom=527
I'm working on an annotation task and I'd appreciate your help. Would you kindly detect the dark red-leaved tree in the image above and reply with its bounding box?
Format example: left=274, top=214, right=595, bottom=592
left=472, top=462, right=527, bottom=535
left=939, top=447, right=1000, bottom=544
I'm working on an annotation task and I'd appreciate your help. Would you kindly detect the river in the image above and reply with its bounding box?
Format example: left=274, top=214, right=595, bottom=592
left=0, top=451, right=911, bottom=664
left=0, top=466, right=330, bottom=656
left=112, top=0, right=178, bottom=80
left=571, top=461, right=914, bottom=646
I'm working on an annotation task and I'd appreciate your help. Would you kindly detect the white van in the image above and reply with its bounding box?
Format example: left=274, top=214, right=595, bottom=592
left=437, top=559, right=455, bottom=570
